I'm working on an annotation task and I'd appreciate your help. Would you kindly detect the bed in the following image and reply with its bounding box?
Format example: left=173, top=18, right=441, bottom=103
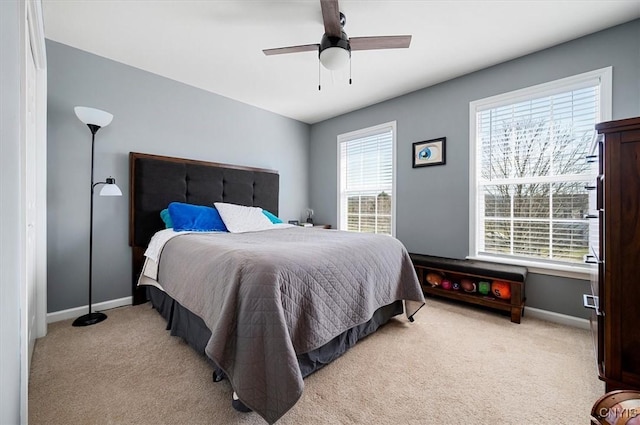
left=128, top=152, right=425, bottom=424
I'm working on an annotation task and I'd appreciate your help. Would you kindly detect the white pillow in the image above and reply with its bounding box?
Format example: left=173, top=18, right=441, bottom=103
left=214, top=202, right=275, bottom=233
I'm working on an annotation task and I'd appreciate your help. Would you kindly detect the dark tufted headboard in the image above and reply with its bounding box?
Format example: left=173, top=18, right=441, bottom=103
left=129, top=152, right=279, bottom=304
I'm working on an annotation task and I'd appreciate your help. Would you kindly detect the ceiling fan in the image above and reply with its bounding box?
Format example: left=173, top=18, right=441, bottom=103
left=263, top=0, right=411, bottom=77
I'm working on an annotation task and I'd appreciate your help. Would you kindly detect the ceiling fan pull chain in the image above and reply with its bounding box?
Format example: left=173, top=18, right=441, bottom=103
left=318, top=57, right=321, bottom=91
left=349, top=56, right=352, bottom=85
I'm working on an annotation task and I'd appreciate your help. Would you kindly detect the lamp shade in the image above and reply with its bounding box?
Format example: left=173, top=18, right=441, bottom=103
left=74, top=106, right=113, bottom=128
left=319, top=46, right=350, bottom=70
left=99, top=184, right=122, bottom=196
left=99, top=177, right=122, bottom=196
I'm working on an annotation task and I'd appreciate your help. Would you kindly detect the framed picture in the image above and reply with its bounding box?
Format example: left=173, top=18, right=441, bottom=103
left=412, top=137, right=446, bottom=168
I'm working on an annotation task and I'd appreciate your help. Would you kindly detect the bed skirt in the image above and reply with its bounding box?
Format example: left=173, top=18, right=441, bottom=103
left=147, top=286, right=403, bottom=379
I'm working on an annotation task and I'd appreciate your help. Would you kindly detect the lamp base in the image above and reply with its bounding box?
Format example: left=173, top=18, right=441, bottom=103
left=72, top=312, right=107, bottom=327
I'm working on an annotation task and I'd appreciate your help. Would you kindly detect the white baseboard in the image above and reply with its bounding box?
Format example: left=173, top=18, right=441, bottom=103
left=46, top=297, right=589, bottom=330
left=47, top=296, right=133, bottom=324
left=525, top=307, right=590, bottom=330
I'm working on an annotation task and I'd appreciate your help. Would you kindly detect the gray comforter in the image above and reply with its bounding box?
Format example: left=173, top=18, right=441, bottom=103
left=153, top=226, right=424, bottom=423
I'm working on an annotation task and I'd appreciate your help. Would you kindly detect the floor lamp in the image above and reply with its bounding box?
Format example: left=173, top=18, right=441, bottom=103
left=72, top=106, right=122, bottom=327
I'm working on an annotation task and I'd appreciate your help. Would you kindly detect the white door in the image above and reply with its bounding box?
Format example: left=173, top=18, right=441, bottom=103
left=24, top=18, right=38, bottom=366
left=21, top=0, right=47, bottom=421
left=20, top=8, right=38, bottom=422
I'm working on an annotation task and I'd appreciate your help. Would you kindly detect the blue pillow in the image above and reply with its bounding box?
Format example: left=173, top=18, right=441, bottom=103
left=160, top=209, right=173, bottom=228
left=167, top=202, right=228, bottom=232
left=262, top=209, right=283, bottom=224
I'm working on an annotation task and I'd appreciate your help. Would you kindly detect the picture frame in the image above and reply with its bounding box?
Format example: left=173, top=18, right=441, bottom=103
left=412, top=137, right=446, bottom=168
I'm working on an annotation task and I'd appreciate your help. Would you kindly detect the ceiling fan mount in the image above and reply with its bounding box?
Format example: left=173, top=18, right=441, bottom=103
left=263, top=0, right=411, bottom=72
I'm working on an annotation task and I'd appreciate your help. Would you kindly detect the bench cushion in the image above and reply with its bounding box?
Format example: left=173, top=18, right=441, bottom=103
left=409, top=253, right=527, bottom=283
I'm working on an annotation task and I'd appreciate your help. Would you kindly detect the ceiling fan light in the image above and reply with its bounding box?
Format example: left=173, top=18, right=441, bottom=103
left=319, top=32, right=351, bottom=70
left=320, top=46, right=350, bottom=70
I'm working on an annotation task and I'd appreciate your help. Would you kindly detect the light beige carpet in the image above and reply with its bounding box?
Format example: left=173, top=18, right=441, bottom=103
left=29, top=298, right=603, bottom=424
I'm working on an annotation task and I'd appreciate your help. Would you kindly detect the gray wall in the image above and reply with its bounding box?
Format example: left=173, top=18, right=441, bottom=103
left=47, top=20, right=640, bottom=318
left=309, top=20, right=640, bottom=319
left=1, top=0, right=23, bottom=423
left=47, top=40, right=311, bottom=312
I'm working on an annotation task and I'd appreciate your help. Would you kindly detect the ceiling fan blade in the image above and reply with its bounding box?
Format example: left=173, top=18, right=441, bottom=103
left=263, top=44, right=320, bottom=56
left=320, top=0, right=342, bottom=38
left=349, top=35, right=412, bottom=51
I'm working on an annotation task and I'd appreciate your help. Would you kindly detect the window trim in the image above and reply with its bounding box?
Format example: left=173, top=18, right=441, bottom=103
left=336, top=121, right=397, bottom=237
left=468, top=67, right=612, bottom=279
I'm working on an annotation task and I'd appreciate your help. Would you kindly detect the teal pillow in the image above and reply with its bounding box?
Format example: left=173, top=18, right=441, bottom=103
left=160, top=209, right=173, bottom=228
left=167, top=202, right=228, bottom=232
left=262, top=209, right=283, bottom=224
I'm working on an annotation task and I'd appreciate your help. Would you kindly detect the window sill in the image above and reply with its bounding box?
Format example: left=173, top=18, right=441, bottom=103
left=466, top=255, right=594, bottom=280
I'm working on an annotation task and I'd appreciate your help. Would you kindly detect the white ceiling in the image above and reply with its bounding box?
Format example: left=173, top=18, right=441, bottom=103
left=42, top=0, right=640, bottom=124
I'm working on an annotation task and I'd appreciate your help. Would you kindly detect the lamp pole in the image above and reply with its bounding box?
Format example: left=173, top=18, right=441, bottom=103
left=73, top=124, right=107, bottom=326
left=72, top=107, right=120, bottom=327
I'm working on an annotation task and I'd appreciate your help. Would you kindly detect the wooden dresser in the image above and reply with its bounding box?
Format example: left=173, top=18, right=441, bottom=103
left=589, top=116, right=640, bottom=392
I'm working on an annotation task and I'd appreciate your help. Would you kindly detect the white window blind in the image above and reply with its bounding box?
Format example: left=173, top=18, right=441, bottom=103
left=338, top=122, right=395, bottom=235
left=470, top=68, right=611, bottom=269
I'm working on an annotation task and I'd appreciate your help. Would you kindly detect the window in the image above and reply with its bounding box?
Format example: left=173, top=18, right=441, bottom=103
left=469, top=68, right=612, bottom=274
left=338, top=122, right=396, bottom=236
